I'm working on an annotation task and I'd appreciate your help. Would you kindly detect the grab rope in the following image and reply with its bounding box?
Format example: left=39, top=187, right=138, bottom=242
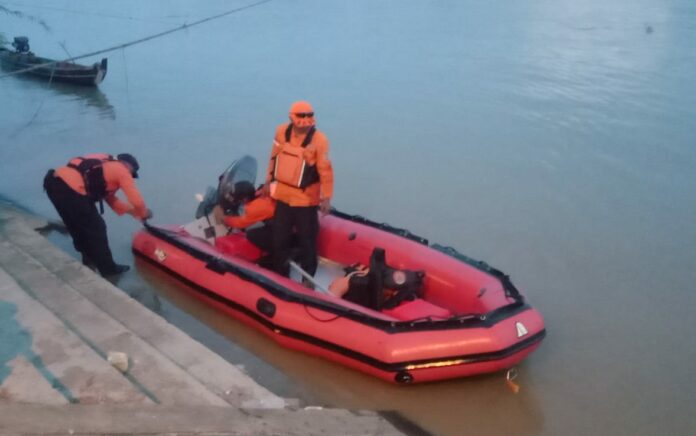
left=0, top=0, right=276, bottom=80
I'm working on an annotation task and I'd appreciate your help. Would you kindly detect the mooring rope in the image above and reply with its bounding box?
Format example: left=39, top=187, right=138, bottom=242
left=8, top=61, right=56, bottom=138
left=0, top=0, right=276, bottom=79
left=1, top=1, right=176, bottom=23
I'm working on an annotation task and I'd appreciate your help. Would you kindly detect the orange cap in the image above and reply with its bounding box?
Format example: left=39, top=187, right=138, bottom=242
left=288, top=100, right=316, bottom=127
left=289, top=100, right=313, bottom=114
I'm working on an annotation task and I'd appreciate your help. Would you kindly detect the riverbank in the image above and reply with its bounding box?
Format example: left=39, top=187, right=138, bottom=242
left=0, top=203, right=403, bottom=435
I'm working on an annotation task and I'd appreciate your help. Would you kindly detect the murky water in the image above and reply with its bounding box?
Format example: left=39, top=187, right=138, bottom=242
left=2, top=1, right=696, bottom=434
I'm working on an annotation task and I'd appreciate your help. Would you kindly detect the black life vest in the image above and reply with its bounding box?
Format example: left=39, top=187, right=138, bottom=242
left=67, top=154, right=115, bottom=201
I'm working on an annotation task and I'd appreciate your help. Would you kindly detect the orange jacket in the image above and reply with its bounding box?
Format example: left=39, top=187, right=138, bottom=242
left=223, top=196, right=275, bottom=229
left=54, top=154, right=149, bottom=219
left=265, top=123, right=333, bottom=207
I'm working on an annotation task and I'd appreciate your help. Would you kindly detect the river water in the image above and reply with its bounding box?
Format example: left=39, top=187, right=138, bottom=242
left=2, top=1, right=695, bottom=434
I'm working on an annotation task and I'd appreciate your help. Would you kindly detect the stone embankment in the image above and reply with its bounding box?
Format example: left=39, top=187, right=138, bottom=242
left=0, top=203, right=403, bottom=435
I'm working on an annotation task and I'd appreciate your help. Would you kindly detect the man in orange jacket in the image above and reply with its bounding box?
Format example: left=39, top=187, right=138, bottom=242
left=215, top=181, right=276, bottom=255
left=43, top=153, right=151, bottom=276
left=263, top=101, right=333, bottom=279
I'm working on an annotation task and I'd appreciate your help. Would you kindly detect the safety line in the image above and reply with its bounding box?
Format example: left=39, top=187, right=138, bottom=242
left=0, top=0, right=276, bottom=79
left=2, top=1, right=177, bottom=23
left=7, top=61, right=56, bottom=139
left=0, top=4, right=51, bottom=31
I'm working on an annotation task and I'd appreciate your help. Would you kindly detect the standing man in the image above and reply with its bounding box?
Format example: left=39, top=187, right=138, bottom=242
left=43, top=153, right=151, bottom=276
left=264, top=101, right=333, bottom=280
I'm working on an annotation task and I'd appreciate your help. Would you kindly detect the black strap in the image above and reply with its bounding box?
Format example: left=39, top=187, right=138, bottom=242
left=284, top=124, right=316, bottom=148
left=382, top=288, right=418, bottom=310
left=67, top=154, right=115, bottom=168
left=66, top=155, right=115, bottom=206
left=272, top=125, right=318, bottom=188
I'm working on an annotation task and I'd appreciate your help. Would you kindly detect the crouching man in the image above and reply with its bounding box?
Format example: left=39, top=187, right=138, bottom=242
left=43, top=153, right=151, bottom=276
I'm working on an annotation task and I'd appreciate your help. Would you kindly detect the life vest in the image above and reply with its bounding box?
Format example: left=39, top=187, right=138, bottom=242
left=67, top=154, right=116, bottom=201
left=271, top=125, right=320, bottom=189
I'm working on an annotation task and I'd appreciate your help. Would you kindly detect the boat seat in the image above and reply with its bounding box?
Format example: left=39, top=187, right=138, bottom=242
left=382, top=298, right=452, bottom=321
left=215, top=233, right=262, bottom=262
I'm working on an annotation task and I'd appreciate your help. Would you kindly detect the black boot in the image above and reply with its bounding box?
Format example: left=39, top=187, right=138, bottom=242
left=101, top=264, right=130, bottom=276
left=81, top=255, right=97, bottom=271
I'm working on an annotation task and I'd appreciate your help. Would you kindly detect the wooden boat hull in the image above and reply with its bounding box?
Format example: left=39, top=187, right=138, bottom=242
left=0, top=49, right=107, bottom=86
left=132, top=212, right=546, bottom=384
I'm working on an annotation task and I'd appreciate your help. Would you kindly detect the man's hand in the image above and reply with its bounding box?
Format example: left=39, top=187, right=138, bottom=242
left=319, top=198, right=331, bottom=216
left=129, top=208, right=152, bottom=222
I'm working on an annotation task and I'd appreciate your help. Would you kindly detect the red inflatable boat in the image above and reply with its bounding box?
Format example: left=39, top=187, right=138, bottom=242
left=132, top=207, right=545, bottom=384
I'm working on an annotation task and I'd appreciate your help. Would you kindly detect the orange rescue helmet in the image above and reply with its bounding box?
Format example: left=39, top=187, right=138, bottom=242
left=288, top=100, right=316, bottom=128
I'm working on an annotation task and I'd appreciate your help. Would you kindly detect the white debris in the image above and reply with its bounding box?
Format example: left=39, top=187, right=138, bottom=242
left=107, top=351, right=129, bottom=373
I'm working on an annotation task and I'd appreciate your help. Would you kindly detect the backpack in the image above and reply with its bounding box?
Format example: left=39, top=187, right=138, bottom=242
left=68, top=155, right=115, bottom=201
left=341, top=248, right=425, bottom=311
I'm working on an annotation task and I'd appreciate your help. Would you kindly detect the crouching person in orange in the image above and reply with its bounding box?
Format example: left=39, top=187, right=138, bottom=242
left=43, top=153, right=151, bottom=276
left=263, top=101, right=333, bottom=280
left=214, top=181, right=276, bottom=256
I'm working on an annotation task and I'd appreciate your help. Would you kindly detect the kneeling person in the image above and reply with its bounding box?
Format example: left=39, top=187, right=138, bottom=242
left=215, top=181, right=276, bottom=255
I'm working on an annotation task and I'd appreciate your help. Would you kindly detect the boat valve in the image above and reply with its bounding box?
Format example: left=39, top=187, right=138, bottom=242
left=395, top=371, right=414, bottom=384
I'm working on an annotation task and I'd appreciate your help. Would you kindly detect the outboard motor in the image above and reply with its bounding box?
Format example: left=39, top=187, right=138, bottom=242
left=12, top=37, right=30, bottom=53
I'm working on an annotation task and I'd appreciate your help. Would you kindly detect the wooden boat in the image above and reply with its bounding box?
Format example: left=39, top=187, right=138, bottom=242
left=0, top=37, right=107, bottom=86
left=132, top=157, right=546, bottom=384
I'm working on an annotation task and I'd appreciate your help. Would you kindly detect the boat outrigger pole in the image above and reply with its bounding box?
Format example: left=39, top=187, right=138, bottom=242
left=289, top=260, right=329, bottom=294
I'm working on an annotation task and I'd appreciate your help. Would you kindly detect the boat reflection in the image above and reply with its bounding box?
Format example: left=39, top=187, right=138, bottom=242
left=1, top=64, right=116, bottom=120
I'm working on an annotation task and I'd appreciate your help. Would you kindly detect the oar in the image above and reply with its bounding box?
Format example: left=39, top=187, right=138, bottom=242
left=288, top=260, right=329, bottom=294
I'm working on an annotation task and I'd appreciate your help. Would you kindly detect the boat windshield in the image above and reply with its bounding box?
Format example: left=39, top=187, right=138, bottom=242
left=217, top=155, right=258, bottom=214
left=194, top=155, right=258, bottom=219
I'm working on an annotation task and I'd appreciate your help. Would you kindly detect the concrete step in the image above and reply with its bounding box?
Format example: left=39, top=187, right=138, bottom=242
left=0, top=266, right=149, bottom=405
left=0, top=238, right=230, bottom=406
left=0, top=204, right=405, bottom=435
left=0, top=404, right=404, bottom=436
left=0, top=206, right=283, bottom=408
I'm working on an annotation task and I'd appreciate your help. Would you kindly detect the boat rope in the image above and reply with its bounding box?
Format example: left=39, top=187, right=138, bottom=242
left=1, top=1, right=178, bottom=24
left=0, top=0, right=276, bottom=80
left=121, top=48, right=131, bottom=109
left=8, top=62, right=56, bottom=139
left=303, top=304, right=340, bottom=323
left=0, top=5, right=51, bottom=31
left=57, top=40, right=74, bottom=61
